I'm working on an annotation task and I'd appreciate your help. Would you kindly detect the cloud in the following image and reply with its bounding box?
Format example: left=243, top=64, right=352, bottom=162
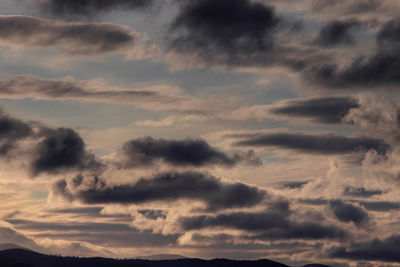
left=0, top=15, right=154, bottom=57
left=330, top=235, right=400, bottom=262
left=180, top=210, right=347, bottom=241
left=305, top=19, right=400, bottom=89
left=329, top=200, right=369, bottom=225
left=0, top=75, right=221, bottom=115
left=232, top=132, right=389, bottom=155
left=7, top=219, right=134, bottom=233
left=343, top=95, right=400, bottom=143
left=167, top=0, right=282, bottom=67
left=314, top=20, right=361, bottom=47
left=270, top=96, right=359, bottom=124
left=118, top=136, right=262, bottom=168
left=52, top=172, right=266, bottom=211
left=31, top=128, right=102, bottom=176
left=358, top=201, right=400, bottom=211
left=0, top=221, right=112, bottom=257
left=0, top=111, right=34, bottom=155
left=0, top=221, right=40, bottom=251
left=180, top=211, right=289, bottom=232
left=37, top=0, right=154, bottom=18
left=246, top=222, right=347, bottom=241
left=343, top=186, right=383, bottom=198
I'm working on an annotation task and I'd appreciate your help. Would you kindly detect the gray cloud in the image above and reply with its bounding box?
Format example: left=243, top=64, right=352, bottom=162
left=37, top=0, right=154, bottom=18
left=0, top=75, right=216, bottom=115
left=0, top=15, right=142, bottom=56
left=312, top=0, right=381, bottom=16
left=0, top=112, right=33, bottom=156
left=167, top=0, right=283, bottom=67
left=329, top=200, right=369, bottom=225
left=282, top=181, right=309, bottom=189
left=53, top=172, right=266, bottom=211
left=31, top=128, right=102, bottom=176
left=180, top=210, right=347, bottom=241
left=358, top=201, right=400, bottom=211
left=314, top=20, right=361, bottom=47
left=306, top=19, right=400, bottom=89
left=138, top=209, right=166, bottom=220
left=233, top=132, right=389, bottom=155
left=247, top=222, right=347, bottom=241
left=7, top=219, right=134, bottom=233
left=343, top=186, right=383, bottom=198
left=0, top=75, right=157, bottom=101
left=270, top=97, right=359, bottom=124
left=330, top=235, right=400, bottom=262
left=180, top=211, right=289, bottom=232
left=120, top=136, right=262, bottom=168
left=7, top=218, right=178, bottom=248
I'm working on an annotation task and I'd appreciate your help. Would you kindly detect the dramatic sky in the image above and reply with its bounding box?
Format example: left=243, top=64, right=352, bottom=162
left=1, top=0, right=400, bottom=266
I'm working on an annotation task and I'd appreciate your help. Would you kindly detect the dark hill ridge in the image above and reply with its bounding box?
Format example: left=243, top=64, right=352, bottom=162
left=0, top=243, right=30, bottom=251
left=0, top=248, right=332, bottom=267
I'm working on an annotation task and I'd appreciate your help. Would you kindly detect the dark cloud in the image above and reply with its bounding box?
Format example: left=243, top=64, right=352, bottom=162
left=314, top=20, right=361, bottom=47
left=306, top=19, right=400, bottom=89
left=248, top=222, right=347, bottom=241
left=343, top=186, right=383, bottom=198
left=0, top=15, right=140, bottom=55
left=180, top=211, right=347, bottom=240
left=168, top=0, right=280, bottom=66
left=233, top=132, right=389, bottom=155
left=31, top=128, right=102, bottom=175
left=53, top=172, right=266, bottom=211
left=298, top=198, right=328, bottom=205
left=282, top=181, right=309, bottom=189
left=138, top=209, right=166, bottom=220
left=330, top=235, right=400, bottom=262
left=37, top=0, right=153, bottom=18
left=0, top=113, right=33, bottom=155
left=270, top=97, right=359, bottom=124
left=358, top=201, right=400, bottom=211
left=180, top=211, right=289, bottom=232
left=120, top=136, right=261, bottom=168
left=329, top=200, right=369, bottom=225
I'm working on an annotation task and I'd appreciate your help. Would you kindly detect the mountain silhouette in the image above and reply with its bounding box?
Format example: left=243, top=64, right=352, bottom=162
left=0, top=243, right=30, bottom=251
left=138, top=254, right=187, bottom=260
left=0, top=247, right=332, bottom=267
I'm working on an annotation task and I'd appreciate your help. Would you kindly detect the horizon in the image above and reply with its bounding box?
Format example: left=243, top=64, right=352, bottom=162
left=0, top=1, right=399, bottom=267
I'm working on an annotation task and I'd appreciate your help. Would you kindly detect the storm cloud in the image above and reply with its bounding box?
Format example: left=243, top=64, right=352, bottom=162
left=270, top=97, right=359, bottom=124
left=0, top=113, right=33, bottom=155
left=37, top=0, right=154, bottom=18
left=306, top=19, right=400, bottom=89
left=168, top=0, right=280, bottom=66
left=329, top=200, right=369, bottom=225
left=314, top=20, right=361, bottom=47
left=120, top=136, right=262, bottom=168
left=330, top=235, right=400, bottom=262
left=31, top=128, right=101, bottom=175
left=233, top=132, right=389, bottom=155
left=180, top=211, right=347, bottom=240
left=53, top=172, right=266, bottom=211
left=0, top=15, right=142, bottom=56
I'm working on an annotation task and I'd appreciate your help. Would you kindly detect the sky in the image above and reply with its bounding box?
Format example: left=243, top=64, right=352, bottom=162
left=0, top=0, right=400, bottom=266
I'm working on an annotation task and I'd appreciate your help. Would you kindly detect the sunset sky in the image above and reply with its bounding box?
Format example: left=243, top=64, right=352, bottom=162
left=0, top=0, right=400, bottom=266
